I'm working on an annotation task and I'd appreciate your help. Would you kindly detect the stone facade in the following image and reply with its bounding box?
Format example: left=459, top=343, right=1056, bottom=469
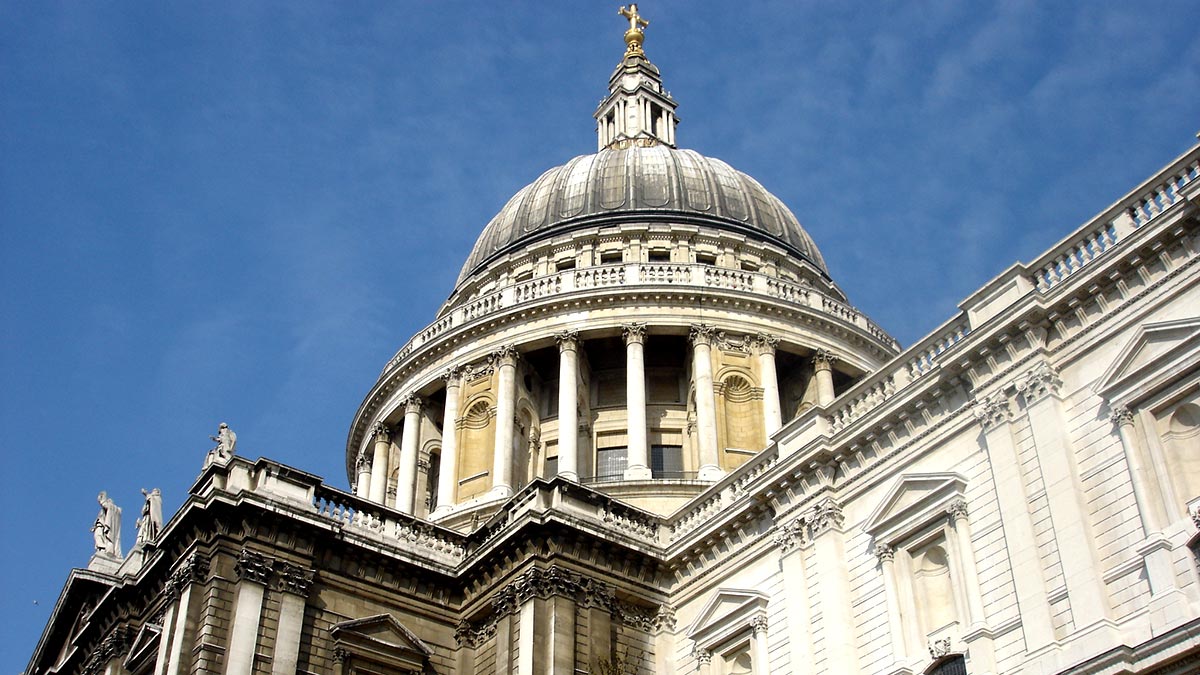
left=26, top=16, right=1200, bottom=675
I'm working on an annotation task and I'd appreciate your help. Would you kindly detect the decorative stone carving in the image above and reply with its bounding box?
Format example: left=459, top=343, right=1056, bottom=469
left=928, top=637, right=953, bottom=659
left=813, top=348, right=838, bottom=368
left=972, top=394, right=1011, bottom=430
left=402, top=394, right=423, bottom=414
left=750, top=332, right=779, bottom=355
left=91, top=491, right=122, bottom=557
left=1018, top=362, right=1063, bottom=403
left=747, top=615, right=768, bottom=638
left=234, top=548, right=273, bottom=585
left=489, top=344, right=519, bottom=367
left=655, top=604, right=677, bottom=632
left=693, top=648, right=713, bottom=665
left=355, top=449, right=372, bottom=473
left=332, top=647, right=348, bottom=664
left=170, top=552, right=210, bottom=589
left=1110, top=405, right=1135, bottom=428
left=809, top=499, right=844, bottom=535
left=775, top=516, right=810, bottom=552
left=274, top=561, right=315, bottom=597
left=81, top=625, right=134, bottom=675
left=622, top=322, right=647, bottom=345
left=442, top=365, right=464, bottom=384
left=135, top=488, right=163, bottom=545
left=947, top=498, right=969, bottom=523
left=371, top=421, right=391, bottom=442
left=556, top=330, right=580, bottom=351
left=874, top=543, right=895, bottom=563
left=689, top=323, right=717, bottom=346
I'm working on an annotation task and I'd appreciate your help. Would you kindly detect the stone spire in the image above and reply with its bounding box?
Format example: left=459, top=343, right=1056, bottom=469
left=595, top=4, right=679, bottom=151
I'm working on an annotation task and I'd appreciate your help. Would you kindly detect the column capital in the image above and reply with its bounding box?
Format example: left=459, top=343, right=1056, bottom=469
left=489, top=344, right=519, bottom=368
left=170, top=551, right=210, bottom=589
left=972, top=394, right=1011, bottom=431
left=622, top=322, right=647, bottom=345
left=693, top=648, right=712, bottom=665
left=689, top=323, right=717, bottom=346
left=809, top=498, right=845, bottom=535
left=371, top=421, right=391, bottom=442
left=355, top=449, right=372, bottom=472
left=874, top=542, right=896, bottom=563
left=556, top=330, right=580, bottom=352
left=947, top=497, right=969, bottom=523
left=775, top=517, right=810, bottom=552
left=234, top=548, right=273, bottom=585
left=1017, top=362, right=1063, bottom=404
left=750, top=332, right=779, bottom=355
left=273, top=561, right=315, bottom=597
left=813, top=348, right=837, bottom=370
left=402, top=394, right=423, bottom=415
left=750, top=614, right=769, bottom=636
left=442, top=365, right=465, bottom=386
left=1110, top=405, right=1136, bottom=428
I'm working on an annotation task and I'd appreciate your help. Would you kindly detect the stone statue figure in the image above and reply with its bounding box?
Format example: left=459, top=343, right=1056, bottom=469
left=91, top=491, right=122, bottom=557
left=135, top=488, right=163, bottom=544
left=207, top=422, right=237, bottom=465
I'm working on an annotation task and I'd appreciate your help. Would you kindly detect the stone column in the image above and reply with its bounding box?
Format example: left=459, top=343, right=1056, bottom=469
left=948, top=499, right=996, bottom=674
left=368, top=422, right=391, bottom=504
left=557, top=332, right=580, bottom=481
left=624, top=324, right=652, bottom=480
left=973, top=393, right=1055, bottom=651
left=492, top=346, right=518, bottom=498
left=750, top=616, right=772, bottom=675
left=434, top=367, right=463, bottom=514
left=875, top=544, right=907, bottom=662
left=163, top=553, right=208, bottom=675
left=1111, top=406, right=1187, bottom=623
left=225, top=549, right=272, bottom=675
left=809, top=499, right=859, bottom=675
left=354, top=451, right=371, bottom=499
left=813, top=350, right=837, bottom=406
left=776, top=518, right=815, bottom=668
left=1017, top=364, right=1111, bottom=628
left=151, top=598, right=177, bottom=675
left=395, top=395, right=423, bottom=513
left=753, top=334, right=783, bottom=436
left=270, top=563, right=313, bottom=675
left=694, top=648, right=713, bottom=675
left=690, top=325, right=721, bottom=480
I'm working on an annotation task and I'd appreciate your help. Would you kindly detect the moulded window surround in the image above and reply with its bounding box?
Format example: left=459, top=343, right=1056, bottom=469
left=600, top=250, right=624, bottom=264
left=686, top=589, right=771, bottom=675
left=696, top=252, right=718, bottom=265
left=555, top=258, right=576, bottom=271
left=648, top=249, right=672, bottom=262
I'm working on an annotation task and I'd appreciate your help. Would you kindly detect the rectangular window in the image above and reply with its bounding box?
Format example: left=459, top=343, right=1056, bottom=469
left=596, top=446, right=628, bottom=482
left=651, top=445, right=684, bottom=479
left=600, top=250, right=623, bottom=264
left=556, top=258, right=576, bottom=271
left=648, top=249, right=671, bottom=262
left=696, top=252, right=717, bottom=265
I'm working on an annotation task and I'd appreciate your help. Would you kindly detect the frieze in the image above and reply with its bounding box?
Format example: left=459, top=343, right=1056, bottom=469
left=234, top=548, right=274, bottom=585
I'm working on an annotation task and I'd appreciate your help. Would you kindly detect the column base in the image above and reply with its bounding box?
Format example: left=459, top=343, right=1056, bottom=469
left=557, top=471, right=579, bottom=482
left=489, top=485, right=514, bottom=500
left=698, top=464, right=725, bottom=481
left=624, top=465, right=653, bottom=481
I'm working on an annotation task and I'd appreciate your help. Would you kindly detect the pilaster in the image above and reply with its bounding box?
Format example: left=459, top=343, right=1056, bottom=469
left=269, top=562, right=314, bottom=675
left=809, top=498, right=859, bottom=675
left=225, top=549, right=271, bottom=675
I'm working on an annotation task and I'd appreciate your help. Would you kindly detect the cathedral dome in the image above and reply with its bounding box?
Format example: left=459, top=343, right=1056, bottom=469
left=456, top=145, right=828, bottom=286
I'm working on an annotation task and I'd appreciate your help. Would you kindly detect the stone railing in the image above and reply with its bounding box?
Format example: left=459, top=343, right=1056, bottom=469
left=1028, top=149, right=1198, bottom=294
left=383, top=262, right=898, bottom=374
left=311, top=484, right=467, bottom=564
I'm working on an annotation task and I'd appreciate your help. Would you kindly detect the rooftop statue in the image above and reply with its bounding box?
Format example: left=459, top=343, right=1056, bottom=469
left=206, top=422, right=237, bottom=466
left=91, top=491, right=122, bottom=558
left=135, top=487, right=163, bottom=544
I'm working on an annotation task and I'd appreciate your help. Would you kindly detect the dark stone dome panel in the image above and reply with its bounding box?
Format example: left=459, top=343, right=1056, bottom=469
left=456, top=146, right=829, bottom=286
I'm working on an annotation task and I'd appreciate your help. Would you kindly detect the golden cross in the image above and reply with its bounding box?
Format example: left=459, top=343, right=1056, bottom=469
left=619, top=4, right=649, bottom=33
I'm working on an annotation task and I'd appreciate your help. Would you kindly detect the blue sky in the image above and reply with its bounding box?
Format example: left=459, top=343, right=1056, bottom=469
left=1, top=1, right=1197, bottom=666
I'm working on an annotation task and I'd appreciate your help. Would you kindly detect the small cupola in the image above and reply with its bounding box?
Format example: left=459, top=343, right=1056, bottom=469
left=594, top=4, right=679, bottom=150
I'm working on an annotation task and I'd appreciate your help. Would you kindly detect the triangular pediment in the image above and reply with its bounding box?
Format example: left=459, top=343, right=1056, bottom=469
left=331, top=613, right=432, bottom=656
left=686, top=588, right=769, bottom=649
left=863, top=473, right=967, bottom=541
left=123, top=622, right=161, bottom=671
left=1095, top=318, right=1200, bottom=403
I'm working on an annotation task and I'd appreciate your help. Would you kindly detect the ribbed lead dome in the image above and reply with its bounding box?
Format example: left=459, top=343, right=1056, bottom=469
left=456, top=145, right=828, bottom=286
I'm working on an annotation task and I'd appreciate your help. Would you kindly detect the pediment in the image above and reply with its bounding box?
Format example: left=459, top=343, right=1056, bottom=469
left=331, top=612, right=434, bottom=653
left=686, top=588, right=769, bottom=649
left=123, top=622, right=161, bottom=671
left=863, top=473, right=967, bottom=542
left=1095, top=318, right=1200, bottom=403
